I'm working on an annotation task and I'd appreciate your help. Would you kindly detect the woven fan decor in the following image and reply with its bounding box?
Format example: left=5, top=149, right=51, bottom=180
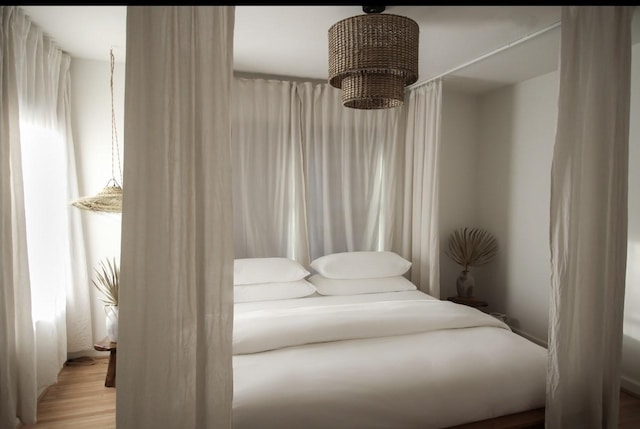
left=72, top=49, right=123, bottom=213
left=328, top=7, right=419, bottom=109
left=445, top=227, right=498, bottom=271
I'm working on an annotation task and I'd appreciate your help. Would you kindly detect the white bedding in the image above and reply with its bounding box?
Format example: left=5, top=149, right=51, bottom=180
left=232, top=291, right=547, bottom=428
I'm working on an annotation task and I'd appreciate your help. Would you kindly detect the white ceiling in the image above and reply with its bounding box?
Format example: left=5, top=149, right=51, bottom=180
left=16, top=6, right=640, bottom=95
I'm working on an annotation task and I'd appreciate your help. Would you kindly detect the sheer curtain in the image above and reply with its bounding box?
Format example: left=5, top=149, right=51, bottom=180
left=118, top=6, right=235, bottom=429
left=231, top=78, right=310, bottom=266
left=299, top=82, right=404, bottom=262
left=547, top=6, right=633, bottom=428
left=400, top=81, right=442, bottom=297
left=231, top=78, right=442, bottom=294
left=231, top=79, right=406, bottom=267
left=1, top=6, right=91, bottom=426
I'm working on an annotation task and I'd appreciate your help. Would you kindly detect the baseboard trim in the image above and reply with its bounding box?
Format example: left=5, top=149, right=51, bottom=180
left=621, top=375, right=640, bottom=397
left=68, top=349, right=109, bottom=360
left=511, top=328, right=548, bottom=348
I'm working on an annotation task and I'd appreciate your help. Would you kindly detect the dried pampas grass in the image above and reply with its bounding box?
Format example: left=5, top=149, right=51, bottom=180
left=445, top=227, right=497, bottom=271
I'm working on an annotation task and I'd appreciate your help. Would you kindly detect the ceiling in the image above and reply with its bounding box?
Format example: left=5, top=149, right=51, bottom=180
left=16, top=6, right=640, bottom=95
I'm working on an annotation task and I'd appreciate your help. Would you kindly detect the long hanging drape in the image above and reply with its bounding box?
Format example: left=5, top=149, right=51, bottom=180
left=231, top=79, right=442, bottom=294
left=231, top=78, right=310, bottom=267
left=0, top=6, right=91, bottom=426
left=118, top=6, right=235, bottom=429
left=547, top=6, right=633, bottom=428
left=299, top=82, right=404, bottom=262
left=400, top=81, right=442, bottom=297
left=0, top=7, right=37, bottom=426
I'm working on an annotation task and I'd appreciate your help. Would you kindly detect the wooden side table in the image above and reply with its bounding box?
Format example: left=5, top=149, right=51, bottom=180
left=447, top=296, right=488, bottom=308
left=94, top=337, right=117, bottom=388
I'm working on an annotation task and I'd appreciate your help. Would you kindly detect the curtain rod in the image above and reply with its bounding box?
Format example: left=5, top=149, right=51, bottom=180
left=407, top=21, right=561, bottom=90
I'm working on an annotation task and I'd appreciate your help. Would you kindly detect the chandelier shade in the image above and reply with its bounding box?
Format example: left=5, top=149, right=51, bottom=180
left=328, top=10, right=419, bottom=109
left=72, top=179, right=123, bottom=213
left=72, top=49, right=123, bottom=213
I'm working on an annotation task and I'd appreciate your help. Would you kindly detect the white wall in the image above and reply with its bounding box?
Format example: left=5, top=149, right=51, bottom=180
left=70, top=58, right=125, bottom=356
left=441, top=75, right=558, bottom=345
left=474, top=71, right=558, bottom=345
left=439, top=90, right=480, bottom=299
left=445, top=42, right=640, bottom=393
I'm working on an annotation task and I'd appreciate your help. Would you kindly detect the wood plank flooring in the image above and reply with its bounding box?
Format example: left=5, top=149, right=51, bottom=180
left=21, top=358, right=115, bottom=429
left=620, top=389, right=640, bottom=429
left=20, top=358, right=640, bottom=429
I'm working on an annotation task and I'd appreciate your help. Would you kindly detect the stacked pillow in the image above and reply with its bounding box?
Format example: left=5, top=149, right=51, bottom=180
left=233, top=257, right=316, bottom=303
left=308, top=251, right=416, bottom=296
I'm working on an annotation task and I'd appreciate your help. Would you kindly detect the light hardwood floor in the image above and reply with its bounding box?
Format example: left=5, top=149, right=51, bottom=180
left=22, top=358, right=115, bottom=429
left=21, top=358, right=640, bottom=429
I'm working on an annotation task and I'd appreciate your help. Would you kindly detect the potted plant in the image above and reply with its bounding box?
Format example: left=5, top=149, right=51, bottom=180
left=445, top=227, right=497, bottom=298
left=93, top=257, right=119, bottom=342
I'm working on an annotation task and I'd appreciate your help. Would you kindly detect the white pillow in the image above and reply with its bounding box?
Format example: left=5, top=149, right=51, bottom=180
left=234, top=257, right=310, bottom=285
left=234, top=280, right=317, bottom=303
left=310, top=251, right=411, bottom=279
left=308, top=274, right=417, bottom=296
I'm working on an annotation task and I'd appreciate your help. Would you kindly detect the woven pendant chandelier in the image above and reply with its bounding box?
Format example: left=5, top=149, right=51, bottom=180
left=328, top=6, right=419, bottom=109
left=72, top=49, right=123, bottom=213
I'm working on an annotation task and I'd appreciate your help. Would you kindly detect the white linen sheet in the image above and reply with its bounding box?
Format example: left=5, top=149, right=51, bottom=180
left=232, top=291, right=547, bottom=429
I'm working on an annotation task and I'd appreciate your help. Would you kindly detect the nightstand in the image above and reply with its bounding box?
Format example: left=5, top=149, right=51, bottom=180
left=447, top=296, right=488, bottom=308
left=94, top=337, right=117, bottom=388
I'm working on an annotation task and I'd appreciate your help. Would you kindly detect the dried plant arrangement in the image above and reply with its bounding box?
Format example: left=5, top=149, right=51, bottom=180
left=445, top=227, right=498, bottom=272
left=92, top=257, right=119, bottom=308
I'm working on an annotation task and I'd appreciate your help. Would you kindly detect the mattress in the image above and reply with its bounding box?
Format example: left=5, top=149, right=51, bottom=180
left=232, top=290, right=547, bottom=428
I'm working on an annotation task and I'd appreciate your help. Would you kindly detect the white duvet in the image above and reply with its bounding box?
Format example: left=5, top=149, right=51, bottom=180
left=232, top=292, right=547, bottom=429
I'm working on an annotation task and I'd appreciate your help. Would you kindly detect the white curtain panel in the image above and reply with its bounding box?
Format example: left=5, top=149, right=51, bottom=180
left=0, top=7, right=37, bottom=427
left=231, top=78, right=442, bottom=293
left=118, top=6, right=235, bottom=429
left=58, top=52, right=93, bottom=355
left=547, top=6, right=633, bottom=428
left=231, top=78, right=310, bottom=267
left=0, top=6, right=91, bottom=426
left=401, top=81, right=442, bottom=297
left=299, top=83, right=404, bottom=262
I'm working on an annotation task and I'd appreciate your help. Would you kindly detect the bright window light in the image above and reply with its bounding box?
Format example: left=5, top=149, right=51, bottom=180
left=624, top=241, right=640, bottom=341
left=19, top=121, right=69, bottom=325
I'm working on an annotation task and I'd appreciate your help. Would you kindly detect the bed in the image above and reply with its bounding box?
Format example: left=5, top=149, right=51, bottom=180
left=232, top=253, right=547, bottom=429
